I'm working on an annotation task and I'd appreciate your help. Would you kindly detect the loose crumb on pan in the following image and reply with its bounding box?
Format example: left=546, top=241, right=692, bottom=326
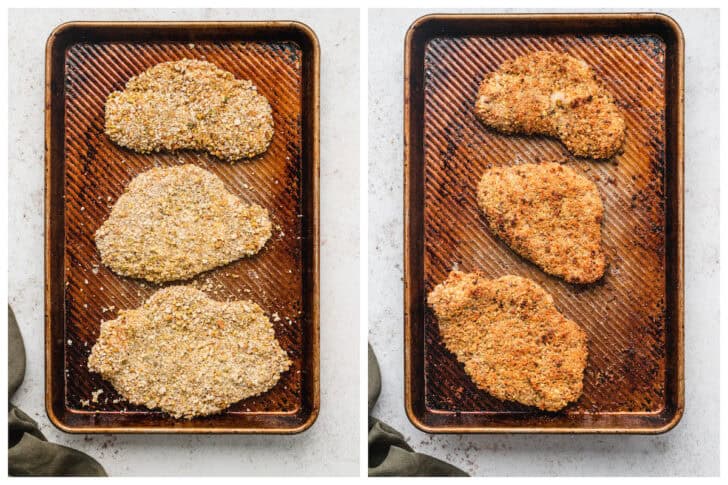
left=87, top=286, right=291, bottom=419
left=105, top=59, right=274, bottom=162
left=95, top=164, right=272, bottom=283
left=474, top=51, right=625, bottom=159
left=427, top=271, right=588, bottom=411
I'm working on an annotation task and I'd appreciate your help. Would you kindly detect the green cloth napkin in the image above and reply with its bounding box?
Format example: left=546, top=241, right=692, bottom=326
left=368, top=343, right=468, bottom=477
left=8, top=306, right=107, bottom=477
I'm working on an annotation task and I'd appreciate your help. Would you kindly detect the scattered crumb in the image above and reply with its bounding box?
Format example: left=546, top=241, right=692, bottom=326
left=91, top=388, right=104, bottom=403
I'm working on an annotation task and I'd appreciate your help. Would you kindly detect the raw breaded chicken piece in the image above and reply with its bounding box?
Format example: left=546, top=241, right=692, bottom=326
left=88, top=286, right=290, bottom=418
left=95, top=164, right=272, bottom=283
left=474, top=51, right=625, bottom=159
left=477, top=162, right=606, bottom=284
left=105, top=59, right=274, bottom=161
left=427, top=271, right=588, bottom=411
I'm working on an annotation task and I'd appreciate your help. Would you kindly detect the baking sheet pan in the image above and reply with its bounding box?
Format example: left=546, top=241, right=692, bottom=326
left=404, top=13, right=684, bottom=433
left=45, top=21, right=319, bottom=433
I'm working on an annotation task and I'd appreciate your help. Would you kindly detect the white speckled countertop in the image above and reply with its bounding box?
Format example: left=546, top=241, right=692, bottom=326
left=368, top=8, right=719, bottom=476
left=9, top=8, right=359, bottom=476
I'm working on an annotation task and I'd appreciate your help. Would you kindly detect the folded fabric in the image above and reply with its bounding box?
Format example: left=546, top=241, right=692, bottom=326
left=8, top=305, right=25, bottom=397
left=367, top=343, right=468, bottom=477
left=368, top=344, right=382, bottom=413
left=8, top=306, right=107, bottom=477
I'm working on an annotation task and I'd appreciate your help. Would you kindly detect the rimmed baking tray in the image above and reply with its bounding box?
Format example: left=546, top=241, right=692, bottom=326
left=404, top=13, right=684, bottom=433
left=45, top=21, right=319, bottom=433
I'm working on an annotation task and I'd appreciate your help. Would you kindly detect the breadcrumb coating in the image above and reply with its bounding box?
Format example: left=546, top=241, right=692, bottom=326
left=95, top=164, right=272, bottom=283
left=105, top=59, right=274, bottom=161
left=477, top=162, right=606, bottom=284
left=88, top=286, right=290, bottom=418
left=474, top=51, right=625, bottom=159
left=428, top=271, right=588, bottom=411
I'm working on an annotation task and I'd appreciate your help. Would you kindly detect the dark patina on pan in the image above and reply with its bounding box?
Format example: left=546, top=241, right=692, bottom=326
left=45, top=21, right=319, bottom=433
left=404, top=13, right=684, bottom=433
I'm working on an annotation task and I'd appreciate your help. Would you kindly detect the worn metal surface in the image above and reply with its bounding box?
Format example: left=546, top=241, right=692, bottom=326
left=45, top=21, right=319, bottom=433
left=404, top=14, right=684, bottom=433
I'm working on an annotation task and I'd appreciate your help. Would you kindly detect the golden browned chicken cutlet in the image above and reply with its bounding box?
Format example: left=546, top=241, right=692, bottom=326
left=95, top=164, right=272, bottom=283
left=427, top=271, right=588, bottom=411
left=474, top=51, right=625, bottom=159
left=105, top=59, right=274, bottom=161
left=477, top=162, right=606, bottom=284
left=88, top=286, right=290, bottom=418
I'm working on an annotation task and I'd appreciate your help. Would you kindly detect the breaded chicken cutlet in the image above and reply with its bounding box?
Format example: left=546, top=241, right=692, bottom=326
left=95, top=165, right=272, bottom=283
left=474, top=51, right=625, bottom=159
left=105, top=59, right=274, bottom=162
left=477, top=162, right=606, bottom=284
left=427, top=271, right=588, bottom=411
left=88, top=286, right=290, bottom=418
